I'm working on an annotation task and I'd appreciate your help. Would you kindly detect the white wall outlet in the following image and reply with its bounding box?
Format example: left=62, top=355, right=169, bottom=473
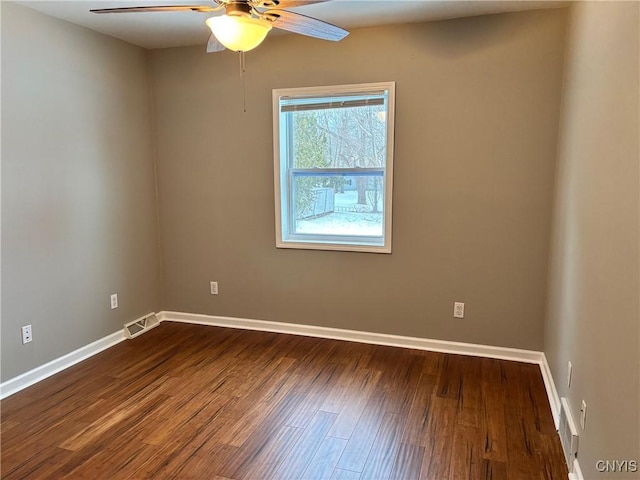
left=580, top=400, right=587, bottom=429
left=110, top=293, right=118, bottom=309
left=210, top=281, right=219, bottom=295
left=21, top=325, right=32, bottom=344
left=453, top=302, right=465, bottom=318
left=567, top=361, right=572, bottom=388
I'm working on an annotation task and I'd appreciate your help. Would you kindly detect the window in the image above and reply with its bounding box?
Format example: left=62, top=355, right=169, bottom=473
left=273, top=82, right=395, bottom=253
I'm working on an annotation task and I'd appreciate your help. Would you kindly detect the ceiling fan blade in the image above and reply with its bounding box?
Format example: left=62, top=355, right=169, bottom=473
left=264, top=9, right=348, bottom=41
left=206, top=34, right=226, bottom=53
left=90, top=5, right=217, bottom=14
left=255, top=0, right=328, bottom=8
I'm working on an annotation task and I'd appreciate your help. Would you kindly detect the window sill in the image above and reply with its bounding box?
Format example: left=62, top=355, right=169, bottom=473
left=276, top=240, right=391, bottom=254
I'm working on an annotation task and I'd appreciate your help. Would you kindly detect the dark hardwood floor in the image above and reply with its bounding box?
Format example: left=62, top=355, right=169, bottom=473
left=1, top=322, right=568, bottom=479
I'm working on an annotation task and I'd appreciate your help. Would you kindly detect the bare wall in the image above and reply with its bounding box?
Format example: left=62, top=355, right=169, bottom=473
left=1, top=3, right=161, bottom=380
left=150, top=8, right=567, bottom=350
left=545, top=2, right=640, bottom=477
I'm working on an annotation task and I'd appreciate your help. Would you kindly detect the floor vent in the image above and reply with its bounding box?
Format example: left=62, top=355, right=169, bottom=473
left=124, top=313, right=160, bottom=339
left=559, top=397, right=579, bottom=472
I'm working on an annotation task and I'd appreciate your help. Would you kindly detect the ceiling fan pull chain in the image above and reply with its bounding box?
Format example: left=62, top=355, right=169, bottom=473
left=239, top=50, right=245, bottom=77
left=239, top=51, right=247, bottom=112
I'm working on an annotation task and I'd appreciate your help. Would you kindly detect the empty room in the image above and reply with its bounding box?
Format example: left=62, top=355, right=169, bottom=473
left=1, top=1, right=638, bottom=479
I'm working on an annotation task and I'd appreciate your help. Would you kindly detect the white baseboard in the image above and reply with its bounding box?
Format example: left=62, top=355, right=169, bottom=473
left=569, top=458, right=584, bottom=480
left=0, top=330, right=126, bottom=399
left=540, top=353, right=561, bottom=428
left=158, top=311, right=545, bottom=364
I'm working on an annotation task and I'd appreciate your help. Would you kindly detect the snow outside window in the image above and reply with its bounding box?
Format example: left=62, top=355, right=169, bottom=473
left=273, top=82, right=395, bottom=253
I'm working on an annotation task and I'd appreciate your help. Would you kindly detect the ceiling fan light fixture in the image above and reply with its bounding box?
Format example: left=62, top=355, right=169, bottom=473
left=206, top=15, right=272, bottom=52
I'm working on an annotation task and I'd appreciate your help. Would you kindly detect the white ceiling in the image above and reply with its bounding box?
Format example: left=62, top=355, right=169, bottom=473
left=19, top=0, right=568, bottom=50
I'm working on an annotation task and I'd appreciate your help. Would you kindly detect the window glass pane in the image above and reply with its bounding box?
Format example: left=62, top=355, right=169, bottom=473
left=292, top=173, right=384, bottom=237
left=274, top=82, right=394, bottom=252
left=290, top=102, right=387, bottom=169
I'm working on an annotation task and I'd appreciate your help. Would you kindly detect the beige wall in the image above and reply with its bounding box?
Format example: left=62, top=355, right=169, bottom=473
left=150, top=8, right=567, bottom=350
left=545, top=2, right=640, bottom=478
left=1, top=3, right=161, bottom=380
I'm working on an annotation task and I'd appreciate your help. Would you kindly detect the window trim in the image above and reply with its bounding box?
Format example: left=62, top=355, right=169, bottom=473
left=273, top=82, right=395, bottom=254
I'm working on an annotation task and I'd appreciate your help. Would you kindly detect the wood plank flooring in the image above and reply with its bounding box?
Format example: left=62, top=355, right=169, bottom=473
left=1, top=322, right=568, bottom=479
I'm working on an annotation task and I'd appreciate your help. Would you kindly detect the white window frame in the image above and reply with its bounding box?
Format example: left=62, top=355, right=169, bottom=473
left=272, top=82, right=395, bottom=254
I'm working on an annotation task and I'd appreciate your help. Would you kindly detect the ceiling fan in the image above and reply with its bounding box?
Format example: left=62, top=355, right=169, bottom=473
left=91, top=0, right=349, bottom=53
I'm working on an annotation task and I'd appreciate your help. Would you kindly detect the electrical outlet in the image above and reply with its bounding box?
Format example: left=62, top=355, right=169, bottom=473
left=210, top=281, right=219, bottom=295
left=580, top=400, right=587, bottom=429
left=110, top=293, right=118, bottom=309
left=453, top=302, right=465, bottom=318
left=21, top=325, right=32, bottom=344
left=567, top=361, right=572, bottom=388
